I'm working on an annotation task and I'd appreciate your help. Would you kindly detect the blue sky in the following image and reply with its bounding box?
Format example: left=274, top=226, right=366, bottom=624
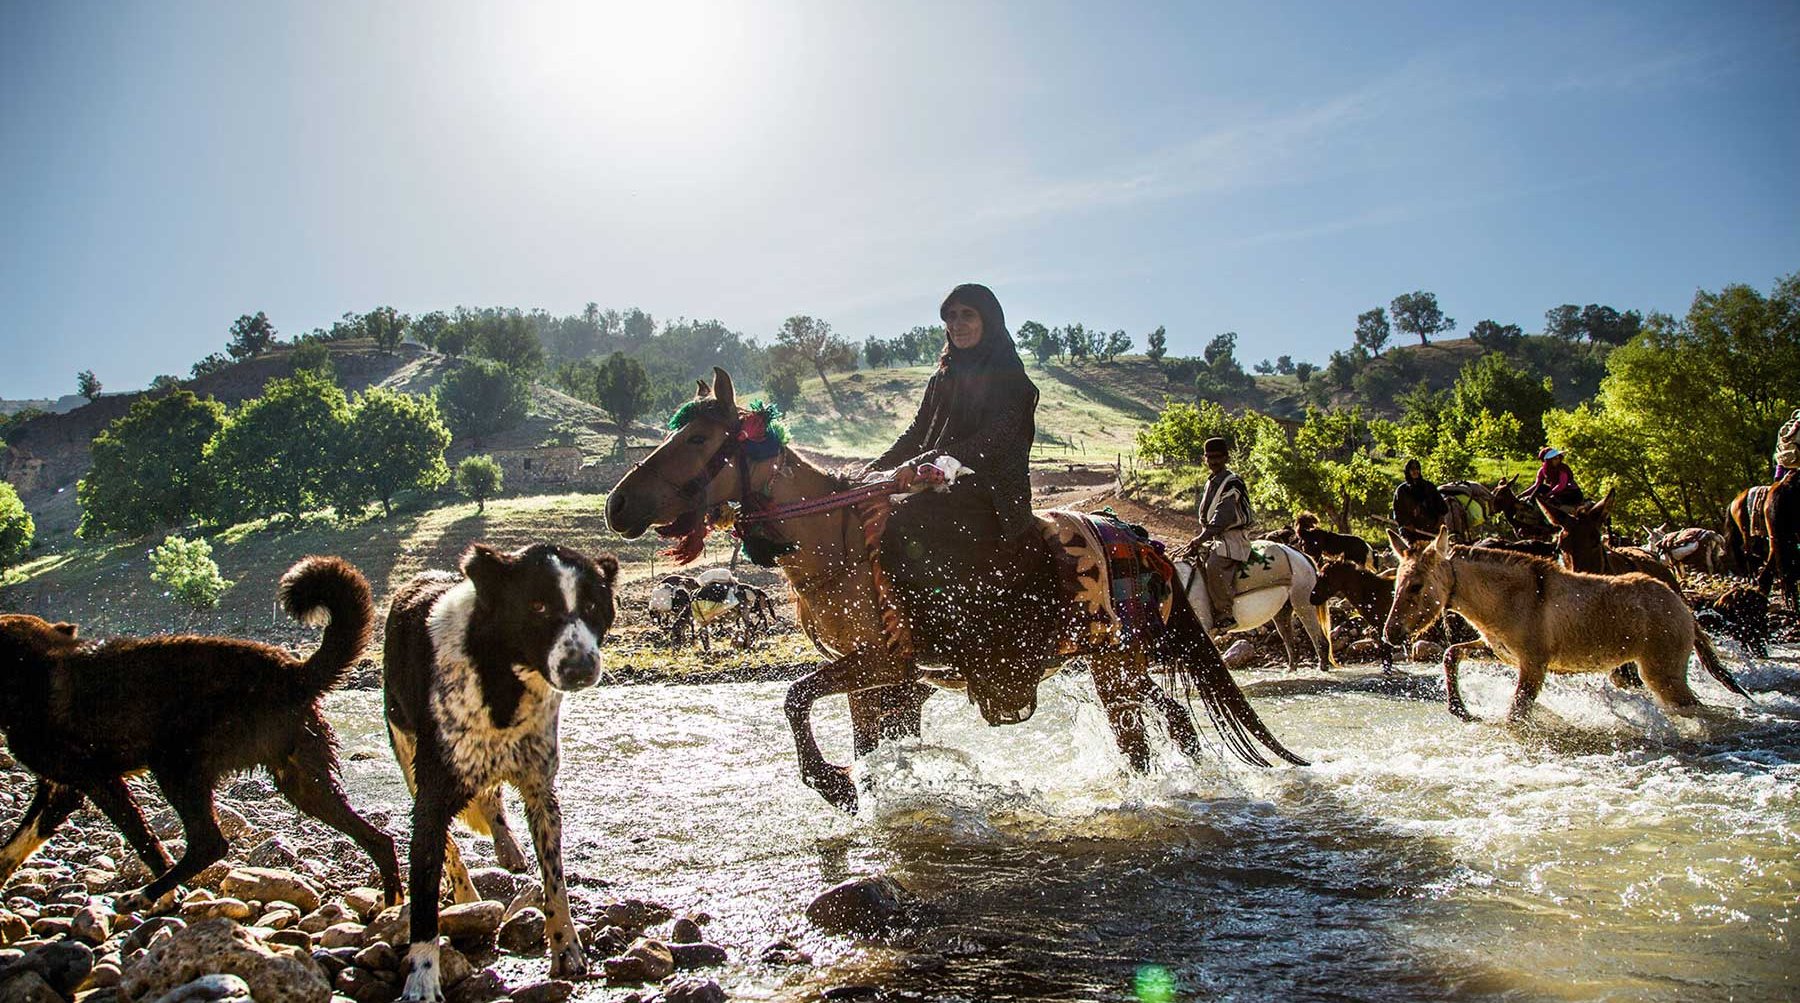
left=3, top=0, right=1797, bottom=398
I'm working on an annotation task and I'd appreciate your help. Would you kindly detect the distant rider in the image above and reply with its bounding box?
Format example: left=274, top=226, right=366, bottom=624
left=1183, top=437, right=1252, bottom=631
left=1392, top=458, right=1449, bottom=541
left=1773, top=407, right=1800, bottom=481
left=1520, top=446, right=1584, bottom=509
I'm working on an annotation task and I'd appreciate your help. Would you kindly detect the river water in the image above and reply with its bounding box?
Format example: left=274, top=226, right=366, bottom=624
left=327, top=651, right=1798, bottom=1002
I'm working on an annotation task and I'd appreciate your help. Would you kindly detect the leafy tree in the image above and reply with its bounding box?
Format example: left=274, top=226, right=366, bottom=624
left=1015, top=321, right=1050, bottom=361
left=1135, top=400, right=1245, bottom=465
left=1, top=408, right=47, bottom=445
left=1543, top=304, right=1582, bottom=341
left=76, top=370, right=102, bottom=402
left=1275, top=355, right=1294, bottom=375
left=774, top=315, right=856, bottom=404
left=898, top=326, right=940, bottom=365
left=1390, top=291, right=1455, bottom=346
left=1146, top=326, right=1168, bottom=364
left=1253, top=359, right=1275, bottom=375
left=204, top=370, right=353, bottom=523
left=78, top=390, right=227, bottom=537
left=1324, top=348, right=1365, bottom=390
left=337, top=387, right=451, bottom=518
left=1065, top=323, right=1090, bottom=364
left=1544, top=273, right=1800, bottom=525
left=290, top=338, right=333, bottom=376
left=435, top=360, right=529, bottom=446
left=765, top=366, right=802, bottom=412
left=1291, top=407, right=1389, bottom=530
left=435, top=317, right=472, bottom=357
left=1294, top=361, right=1315, bottom=383
left=1354, top=307, right=1391, bottom=357
left=474, top=312, right=544, bottom=373
left=1103, top=330, right=1132, bottom=362
left=1445, top=352, right=1555, bottom=452
left=864, top=338, right=890, bottom=369
left=149, top=534, right=232, bottom=612
left=149, top=374, right=183, bottom=393
left=1468, top=319, right=1523, bottom=351
left=595, top=352, right=653, bottom=451
left=364, top=306, right=410, bottom=352
left=0, top=482, right=32, bottom=569
left=456, top=455, right=503, bottom=513
left=1424, top=425, right=1476, bottom=482
left=1579, top=304, right=1643, bottom=346
left=227, top=311, right=279, bottom=360
left=190, top=353, right=232, bottom=380
left=1195, top=332, right=1252, bottom=396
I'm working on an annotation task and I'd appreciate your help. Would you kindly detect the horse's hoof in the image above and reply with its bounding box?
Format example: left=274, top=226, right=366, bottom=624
left=810, top=767, right=859, bottom=813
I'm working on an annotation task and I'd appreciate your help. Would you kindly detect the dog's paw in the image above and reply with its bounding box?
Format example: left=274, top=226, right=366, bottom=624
left=400, top=943, right=446, bottom=1002
left=549, top=941, right=588, bottom=980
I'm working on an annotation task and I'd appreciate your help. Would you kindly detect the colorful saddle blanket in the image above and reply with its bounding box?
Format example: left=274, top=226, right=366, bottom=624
left=1039, top=509, right=1177, bottom=652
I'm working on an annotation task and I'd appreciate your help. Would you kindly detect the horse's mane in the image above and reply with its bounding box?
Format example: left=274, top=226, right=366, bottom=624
left=1449, top=544, right=1559, bottom=571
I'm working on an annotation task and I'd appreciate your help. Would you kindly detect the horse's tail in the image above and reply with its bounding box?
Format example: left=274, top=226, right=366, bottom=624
left=1159, top=590, right=1308, bottom=767
left=1314, top=595, right=1336, bottom=668
left=1692, top=620, right=1751, bottom=698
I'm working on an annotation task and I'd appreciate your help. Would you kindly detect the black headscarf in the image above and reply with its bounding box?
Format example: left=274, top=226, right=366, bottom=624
left=930, top=283, right=1037, bottom=447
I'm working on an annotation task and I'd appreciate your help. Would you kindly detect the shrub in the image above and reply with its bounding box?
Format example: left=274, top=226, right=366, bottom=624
left=0, top=482, right=33, bottom=569
left=455, top=455, right=503, bottom=513
left=149, top=534, right=232, bottom=611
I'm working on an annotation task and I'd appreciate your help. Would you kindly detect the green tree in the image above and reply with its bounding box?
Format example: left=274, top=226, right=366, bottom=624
left=1103, top=329, right=1132, bottom=362
left=226, top=311, right=279, bottom=360
left=190, top=353, right=231, bottom=380
left=765, top=366, right=803, bottom=412
left=1196, top=332, right=1251, bottom=396
left=1354, top=307, right=1391, bottom=357
left=1146, top=325, right=1168, bottom=363
left=475, top=312, right=545, bottom=373
left=435, top=360, right=529, bottom=446
left=149, top=374, right=183, bottom=393
left=1275, top=355, right=1294, bottom=375
left=774, top=315, right=856, bottom=404
left=149, top=534, right=232, bottom=612
left=1468, top=319, right=1523, bottom=351
left=864, top=338, right=890, bottom=369
left=337, top=387, right=451, bottom=518
left=456, top=455, right=503, bottom=513
left=1065, top=323, right=1090, bottom=364
left=411, top=310, right=451, bottom=350
left=1135, top=400, right=1239, bottom=465
left=1579, top=304, right=1643, bottom=346
left=1390, top=291, right=1455, bottom=346
left=1015, top=321, right=1050, bottom=362
left=205, top=370, right=352, bottom=523
left=76, top=370, right=102, bottom=402
left=78, top=390, right=227, bottom=538
left=1543, top=304, right=1582, bottom=341
left=1445, top=352, right=1555, bottom=453
left=435, top=317, right=472, bottom=357
left=0, top=482, right=33, bottom=569
left=1294, top=361, right=1315, bottom=383
left=364, top=305, right=410, bottom=352
left=595, top=352, right=653, bottom=451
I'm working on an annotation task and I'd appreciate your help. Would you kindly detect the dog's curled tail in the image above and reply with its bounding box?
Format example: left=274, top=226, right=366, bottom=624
left=279, top=555, right=375, bottom=693
left=1692, top=620, right=1751, bottom=699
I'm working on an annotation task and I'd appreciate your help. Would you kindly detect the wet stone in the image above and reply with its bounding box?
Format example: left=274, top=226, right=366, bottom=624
left=669, top=942, right=728, bottom=969
left=14, top=938, right=95, bottom=998
left=333, top=965, right=398, bottom=1003
left=757, top=939, right=811, bottom=966
left=148, top=972, right=256, bottom=1003
left=467, top=868, right=516, bottom=903
left=654, top=977, right=728, bottom=1003
left=496, top=908, right=545, bottom=955
left=508, top=979, right=575, bottom=1003
left=805, top=876, right=912, bottom=936
left=443, top=967, right=509, bottom=1003
left=602, top=900, right=673, bottom=933
left=602, top=938, right=674, bottom=984
left=669, top=917, right=703, bottom=944
left=438, top=901, right=503, bottom=942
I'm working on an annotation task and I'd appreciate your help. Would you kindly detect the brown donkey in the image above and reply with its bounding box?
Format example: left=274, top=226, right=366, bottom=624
left=1382, top=528, right=1748, bottom=722
left=606, top=369, right=1303, bottom=811
left=1308, top=560, right=1397, bottom=672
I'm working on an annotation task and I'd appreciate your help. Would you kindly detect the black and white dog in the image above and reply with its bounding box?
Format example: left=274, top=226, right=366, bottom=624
left=383, top=543, right=618, bottom=1000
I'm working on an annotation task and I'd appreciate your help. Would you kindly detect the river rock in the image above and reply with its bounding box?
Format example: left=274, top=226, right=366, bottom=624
left=602, top=938, right=674, bottom=984
left=120, top=918, right=331, bottom=1003
left=0, top=969, right=62, bottom=1003
left=71, top=903, right=114, bottom=944
left=220, top=869, right=322, bottom=915
left=122, top=918, right=187, bottom=954
left=757, top=938, right=810, bottom=966
left=443, top=968, right=509, bottom=1003
left=298, top=903, right=352, bottom=935
left=504, top=883, right=542, bottom=921
left=435, top=945, right=475, bottom=990
left=467, top=868, right=515, bottom=903
left=804, top=876, right=911, bottom=935
left=669, top=942, right=728, bottom=970
left=1411, top=640, right=1444, bottom=662
left=147, top=973, right=255, bottom=1003
left=359, top=907, right=406, bottom=948
left=0, top=909, right=29, bottom=945
left=180, top=898, right=255, bottom=923
left=496, top=908, right=545, bottom=954
left=651, top=977, right=727, bottom=1003
left=244, top=837, right=303, bottom=872
left=1220, top=638, right=1259, bottom=670
left=332, top=965, right=398, bottom=1003
left=511, top=980, right=575, bottom=1003
left=11, top=939, right=94, bottom=998
left=438, top=902, right=502, bottom=941
left=316, top=923, right=366, bottom=950
left=29, top=916, right=73, bottom=939
left=669, top=917, right=703, bottom=945
left=90, top=957, right=126, bottom=988
left=582, top=924, right=629, bottom=957
left=601, top=900, right=672, bottom=933
left=257, top=906, right=301, bottom=931
left=341, top=890, right=383, bottom=924
left=350, top=942, right=397, bottom=973
left=1345, top=638, right=1384, bottom=662
left=267, top=928, right=313, bottom=952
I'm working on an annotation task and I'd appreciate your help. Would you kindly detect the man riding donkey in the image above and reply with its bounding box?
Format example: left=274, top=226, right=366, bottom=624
left=1392, top=458, right=1449, bottom=542
left=1177, top=438, right=1253, bottom=632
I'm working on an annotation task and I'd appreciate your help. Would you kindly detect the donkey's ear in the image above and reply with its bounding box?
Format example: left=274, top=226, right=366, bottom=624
left=1538, top=499, right=1568, bottom=526
left=712, top=367, right=736, bottom=410
left=1597, top=488, right=1614, bottom=516
left=1386, top=529, right=1410, bottom=561
left=1431, top=526, right=1453, bottom=557
left=695, top=379, right=711, bottom=399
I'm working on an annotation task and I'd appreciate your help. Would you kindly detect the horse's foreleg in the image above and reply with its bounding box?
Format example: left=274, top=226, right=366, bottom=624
left=1090, top=652, right=1153, bottom=770
left=785, top=651, right=914, bottom=812
left=1506, top=660, right=1548, bottom=721
left=1441, top=641, right=1487, bottom=721
left=847, top=684, right=931, bottom=757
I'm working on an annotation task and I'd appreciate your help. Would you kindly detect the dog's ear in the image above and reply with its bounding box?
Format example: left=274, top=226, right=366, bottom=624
left=593, top=553, right=620, bottom=587
left=461, top=543, right=511, bottom=594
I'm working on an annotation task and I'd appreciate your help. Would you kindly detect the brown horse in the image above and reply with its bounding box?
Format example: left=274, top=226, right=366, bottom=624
left=1758, top=472, right=1800, bottom=609
left=1540, top=491, right=1680, bottom=591
left=1725, top=484, right=1770, bottom=576
left=1309, top=561, right=1397, bottom=671
left=1382, top=529, right=1748, bottom=723
left=1293, top=512, right=1374, bottom=569
left=1489, top=476, right=1557, bottom=541
left=605, top=369, right=1303, bottom=811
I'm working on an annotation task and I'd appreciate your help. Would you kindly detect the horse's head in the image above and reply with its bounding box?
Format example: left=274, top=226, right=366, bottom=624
left=1383, top=527, right=1453, bottom=645
left=1540, top=489, right=1612, bottom=573
left=1490, top=476, right=1519, bottom=513
left=1309, top=561, right=1355, bottom=606
left=606, top=368, right=780, bottom=561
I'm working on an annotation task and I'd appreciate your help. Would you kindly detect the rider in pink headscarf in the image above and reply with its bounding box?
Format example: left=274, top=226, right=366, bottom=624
left=1520, top=446, right=1584, bottom=508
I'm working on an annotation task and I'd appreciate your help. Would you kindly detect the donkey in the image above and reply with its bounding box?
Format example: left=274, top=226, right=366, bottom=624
left=1645, top=525, right=1728, bottom=580
left=1490, top=476, right=1556, bottom=541
left=1726, top=484, right=1770, bottom=577
left=1293, top=512, right=1374, bottom=569
left=1540, top=491, right=1680, bottom=591
left=1309, top=560, right=1397, bottom=672
left=606, top=369, right=1303, bottom=812
left=1382, top=528, right=1748, bottom=723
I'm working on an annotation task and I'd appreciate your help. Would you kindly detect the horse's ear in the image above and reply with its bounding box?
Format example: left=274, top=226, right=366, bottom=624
left=1386, top=529, right=1410, bottom=561
left=712, top=367, right=736, bottom=410
left=1501, top=474, right=1517, bottom=490
left=1432, top=526, right=1453, bottom=557
left=695, top=379, right=711, bottom=399
left=1539, top=499, right=1568, bottom=526
left=1597, top=488, right=1614, bottom=516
